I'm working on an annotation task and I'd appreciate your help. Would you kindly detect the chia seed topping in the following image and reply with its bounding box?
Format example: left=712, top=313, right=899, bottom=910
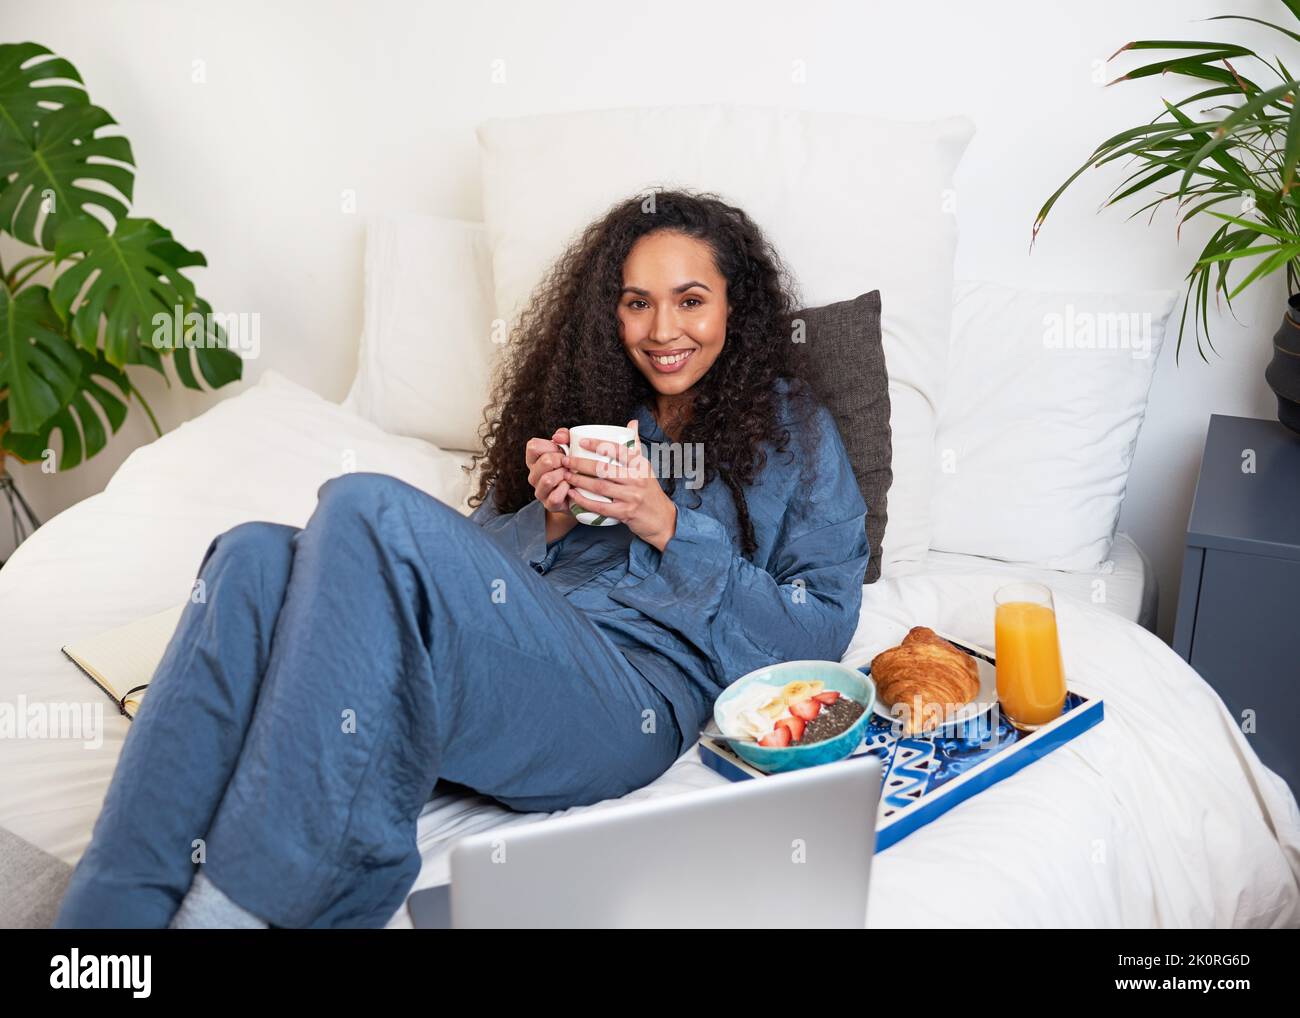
left=798, top=696, right=865, bottom=745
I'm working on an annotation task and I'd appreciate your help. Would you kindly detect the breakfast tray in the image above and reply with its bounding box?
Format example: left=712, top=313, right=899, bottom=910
left=696, top=634, right=1104, bottom=852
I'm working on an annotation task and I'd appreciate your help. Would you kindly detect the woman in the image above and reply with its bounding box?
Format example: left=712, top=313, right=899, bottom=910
left=53, top=189, right=871, bottom=929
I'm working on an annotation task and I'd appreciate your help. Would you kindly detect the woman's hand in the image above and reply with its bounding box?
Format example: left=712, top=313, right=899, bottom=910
left=526, top=428, right=579, bottom=543
left=563, top=419, right=678, bottom=552
left=526, top=427, right=572, bottom=510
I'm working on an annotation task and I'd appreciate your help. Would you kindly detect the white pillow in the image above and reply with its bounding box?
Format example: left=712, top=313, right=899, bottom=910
left=343, top=213, right=500, bottom=452
left=476, top=103, right=974, bottom=576
left=929, top=280, right=1178, bottom=570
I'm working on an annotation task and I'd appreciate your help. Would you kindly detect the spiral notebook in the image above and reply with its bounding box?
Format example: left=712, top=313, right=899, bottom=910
left=61, top=604, right=185, bottom=720
left=697, top=634, right=1105, bottom=852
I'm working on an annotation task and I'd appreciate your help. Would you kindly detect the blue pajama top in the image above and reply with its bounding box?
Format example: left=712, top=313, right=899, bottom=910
left=469, top=379, right=871, bottom=742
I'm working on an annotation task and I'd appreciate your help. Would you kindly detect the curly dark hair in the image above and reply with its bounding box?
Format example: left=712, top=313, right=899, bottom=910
left=465, top=187, right=823, bottom=562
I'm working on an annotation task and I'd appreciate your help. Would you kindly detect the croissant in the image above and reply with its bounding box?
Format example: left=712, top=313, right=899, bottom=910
left=870, top=626, right=980, bottom=735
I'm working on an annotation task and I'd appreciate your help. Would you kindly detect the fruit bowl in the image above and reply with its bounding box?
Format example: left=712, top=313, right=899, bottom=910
left=711, top=660, right=876, bottom=775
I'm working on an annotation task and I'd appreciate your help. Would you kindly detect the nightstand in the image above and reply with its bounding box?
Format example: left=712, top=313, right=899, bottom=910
left=1173, top=414, right=1300, bottom=798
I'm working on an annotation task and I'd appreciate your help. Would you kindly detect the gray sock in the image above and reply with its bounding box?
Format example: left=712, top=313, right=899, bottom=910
left=168, top=868, right=269, bottom=929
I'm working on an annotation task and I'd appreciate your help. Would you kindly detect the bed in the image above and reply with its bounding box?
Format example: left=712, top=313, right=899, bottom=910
left=0, top=371, right=1296, bottom=928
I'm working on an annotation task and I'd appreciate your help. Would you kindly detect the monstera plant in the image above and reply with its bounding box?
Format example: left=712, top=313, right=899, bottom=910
left=0, top=41, right=240, bottom=499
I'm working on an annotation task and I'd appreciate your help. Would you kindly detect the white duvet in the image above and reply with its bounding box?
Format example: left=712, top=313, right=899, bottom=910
left=1, top=372, right=1296, bottom=928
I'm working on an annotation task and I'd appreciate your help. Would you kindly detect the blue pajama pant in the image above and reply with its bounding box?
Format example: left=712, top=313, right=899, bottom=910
left=53, top=473, right=685, bottom=929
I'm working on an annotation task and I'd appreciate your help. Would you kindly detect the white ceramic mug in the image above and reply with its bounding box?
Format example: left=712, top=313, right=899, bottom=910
left=558, top=424, right=638, bottom=526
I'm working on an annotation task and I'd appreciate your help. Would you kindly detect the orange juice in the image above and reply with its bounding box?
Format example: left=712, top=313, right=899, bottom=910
left=994, top=600, right=1067, bottom=728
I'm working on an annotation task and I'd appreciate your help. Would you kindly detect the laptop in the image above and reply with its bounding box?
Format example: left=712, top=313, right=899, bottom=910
left=408, top=753, right=881, bottom=928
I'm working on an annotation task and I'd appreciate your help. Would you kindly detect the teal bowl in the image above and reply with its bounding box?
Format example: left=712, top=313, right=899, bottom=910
left=712, top=660, right=876, bottom=774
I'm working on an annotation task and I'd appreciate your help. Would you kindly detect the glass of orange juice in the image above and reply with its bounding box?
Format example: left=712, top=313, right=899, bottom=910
left=994, top=582, right=1067, bottom=731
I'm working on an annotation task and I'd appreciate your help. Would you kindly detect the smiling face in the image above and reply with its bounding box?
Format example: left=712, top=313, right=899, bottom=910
left=618, top=230, right=729, bottom=412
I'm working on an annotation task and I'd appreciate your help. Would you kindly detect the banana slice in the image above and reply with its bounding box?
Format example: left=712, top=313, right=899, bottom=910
left=779, top=680, right=825, bottom=704
left=759, top=696, right=789, bottom=718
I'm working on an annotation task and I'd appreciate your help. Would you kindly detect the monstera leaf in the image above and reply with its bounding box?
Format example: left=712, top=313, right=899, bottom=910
left=0, top=282, right=79, bottom=433
left=170, top=296, right=244, bottom=391
left=0, top=42, right=129, bottom=248
left=134, top=236, right=242, bottom=390
left=1, top=344, right=131, bottom=470
left=0, top=42, right=87, bottom=146
left=0, top=102, right=133, bottom=250
left=50, top=216, right=202, bottom=366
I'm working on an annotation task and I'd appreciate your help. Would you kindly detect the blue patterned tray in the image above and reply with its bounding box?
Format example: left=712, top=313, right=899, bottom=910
left=697, top=636, right=1105, bottom=852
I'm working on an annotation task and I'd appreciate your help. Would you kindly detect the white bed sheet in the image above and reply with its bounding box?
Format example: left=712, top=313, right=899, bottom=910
left=0, top=371, right=1295, bottom=928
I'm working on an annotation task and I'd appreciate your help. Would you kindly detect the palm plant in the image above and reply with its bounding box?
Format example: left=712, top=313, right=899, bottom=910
left=1033, top=2, right=1300, bottom=366
left=0, top=41, right=240, bottom=482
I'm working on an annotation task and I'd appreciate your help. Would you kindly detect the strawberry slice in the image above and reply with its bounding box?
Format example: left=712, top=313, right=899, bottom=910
left=789, top=698, right=822, bottom=721
left=814, top=691, right=841, bottom=705
left=758, top=726, right=792, bottom=748
left=775, top=716, right=807, bottom=743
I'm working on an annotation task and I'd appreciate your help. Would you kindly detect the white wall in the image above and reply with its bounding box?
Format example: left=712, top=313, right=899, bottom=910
left=1, top=0, right=1285, bottom=641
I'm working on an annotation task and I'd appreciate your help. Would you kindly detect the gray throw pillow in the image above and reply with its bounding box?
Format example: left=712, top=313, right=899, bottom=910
left=790, top=290, right=892, bottom=584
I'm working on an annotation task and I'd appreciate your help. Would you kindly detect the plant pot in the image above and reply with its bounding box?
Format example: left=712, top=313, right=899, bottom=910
left=1267, top=295, right=1300, bottom=435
